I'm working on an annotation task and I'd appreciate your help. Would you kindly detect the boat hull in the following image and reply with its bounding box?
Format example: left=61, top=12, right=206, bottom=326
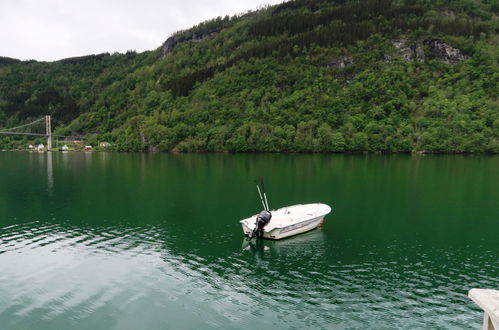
left=241, top=216, right=324, bottom=240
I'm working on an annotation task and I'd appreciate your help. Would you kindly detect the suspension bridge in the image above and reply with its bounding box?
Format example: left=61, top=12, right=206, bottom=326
left=0, top=115, right=85, bottom=151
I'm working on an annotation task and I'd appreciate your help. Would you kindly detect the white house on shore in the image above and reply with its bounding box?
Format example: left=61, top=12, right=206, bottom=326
left=99, top=142, right=111, bottom=148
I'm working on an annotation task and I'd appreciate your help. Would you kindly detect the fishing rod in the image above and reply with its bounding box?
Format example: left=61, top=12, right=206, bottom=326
left=261, top=178, right=270, bottom=211
left=250, top=179, right=272, bottom=240
left=256, top=184, right=267, bottom=211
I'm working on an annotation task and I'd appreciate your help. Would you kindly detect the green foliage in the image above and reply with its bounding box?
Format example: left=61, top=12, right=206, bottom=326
left=0, top=0, right=497, bottom=153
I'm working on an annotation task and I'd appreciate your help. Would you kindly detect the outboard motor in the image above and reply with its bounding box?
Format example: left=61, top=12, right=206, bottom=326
left=249, top=210, right=272, bottom=239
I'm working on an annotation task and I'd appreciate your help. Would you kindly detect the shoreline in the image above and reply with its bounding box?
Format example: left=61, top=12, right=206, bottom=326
left=2, top=149, right=498, bottom=155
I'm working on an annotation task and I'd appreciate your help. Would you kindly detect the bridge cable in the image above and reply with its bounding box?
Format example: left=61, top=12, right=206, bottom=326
left=0, top=117, right=47, bottom=132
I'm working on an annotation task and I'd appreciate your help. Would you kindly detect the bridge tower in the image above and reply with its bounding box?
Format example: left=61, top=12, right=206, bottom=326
left=45, top=115, right=52, bottom=151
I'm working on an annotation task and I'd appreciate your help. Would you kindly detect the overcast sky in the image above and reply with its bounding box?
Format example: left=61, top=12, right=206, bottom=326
left=0, top=0, right=284, bottom=62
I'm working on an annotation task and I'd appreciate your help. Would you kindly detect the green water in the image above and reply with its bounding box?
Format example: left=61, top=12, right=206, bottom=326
left=0, top=152, right=497, bottom=329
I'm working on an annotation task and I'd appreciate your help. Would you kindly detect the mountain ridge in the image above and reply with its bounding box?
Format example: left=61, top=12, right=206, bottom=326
left=0, top=0, right=498, bottom=153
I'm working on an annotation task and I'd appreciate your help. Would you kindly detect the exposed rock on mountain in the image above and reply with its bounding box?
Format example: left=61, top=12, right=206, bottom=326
left=392, top=39, right=425, bottom=62
left=391, top=39, right=466, bottom=63
left=161, top=28, right=220, bottom=57
left=323, top=56, right=354, bottom=68
left=423, top=39, right=467, bottom=63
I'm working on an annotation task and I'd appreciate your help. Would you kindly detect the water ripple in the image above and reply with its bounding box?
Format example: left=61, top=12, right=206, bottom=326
left=0, top=221, right=497, bottom=329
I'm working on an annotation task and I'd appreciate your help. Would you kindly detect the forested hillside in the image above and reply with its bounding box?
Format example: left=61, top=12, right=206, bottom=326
left=0, top=0, right=498, bottom=153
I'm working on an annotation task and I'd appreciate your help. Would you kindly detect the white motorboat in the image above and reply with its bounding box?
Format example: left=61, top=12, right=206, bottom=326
left=240, top=203, right=331, bottom=240
left=240, top=183, right=332, bottom=240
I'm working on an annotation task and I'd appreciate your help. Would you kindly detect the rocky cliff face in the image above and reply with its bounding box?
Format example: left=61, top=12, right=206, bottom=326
left=323, top=56, right=354, bottom=68
left=423, top=39, right=467, bottom=63
left=391, top=39, right=466, bottom=64
left=392, top=39, right=425, bottom=62
left=161, top=36, right=178, bottom=56
left=161, top=28, right=220, bottom=58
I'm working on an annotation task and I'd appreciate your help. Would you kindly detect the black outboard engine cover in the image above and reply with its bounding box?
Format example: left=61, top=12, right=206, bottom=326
left=249, top=210, right=272, bottom=239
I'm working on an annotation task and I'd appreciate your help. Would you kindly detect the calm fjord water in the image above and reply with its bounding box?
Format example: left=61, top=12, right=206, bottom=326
left=0, top=152, right=497, bottom=329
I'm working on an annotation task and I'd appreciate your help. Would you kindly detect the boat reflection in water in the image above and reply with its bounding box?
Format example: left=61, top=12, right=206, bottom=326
left=241, top=228, right=327, bottom=257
